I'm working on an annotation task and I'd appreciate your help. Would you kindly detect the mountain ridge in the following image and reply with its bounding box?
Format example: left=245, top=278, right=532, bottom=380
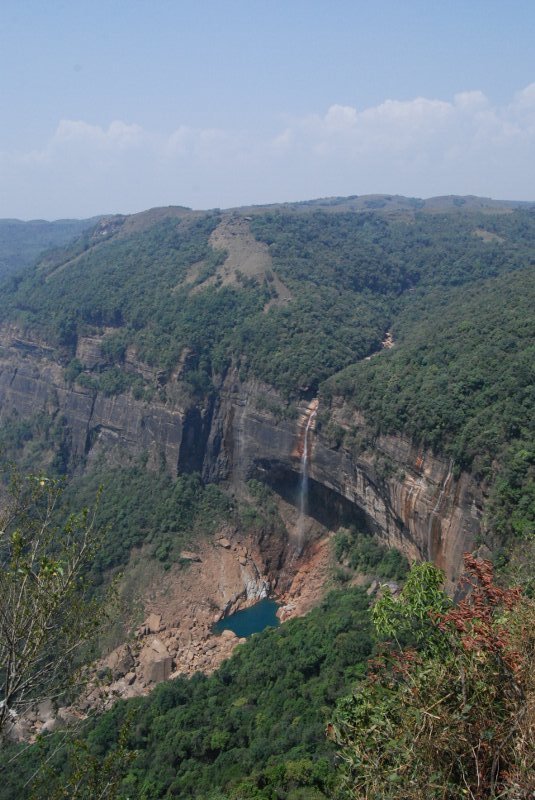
left=4, top=192, right=535, bottom=226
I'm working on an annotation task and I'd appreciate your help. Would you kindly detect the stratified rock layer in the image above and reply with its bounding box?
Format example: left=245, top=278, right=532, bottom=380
left=0, top=328, right=481, bottom=585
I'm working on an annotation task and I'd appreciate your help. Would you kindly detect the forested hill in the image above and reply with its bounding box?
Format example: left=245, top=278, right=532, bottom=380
left=2, top=198, right=534, bottom=393
left=0, top=196, right=533, bottom=540
left=0, top=217, right=99, bottom=278
left=0, top=588, right=375, bottom=799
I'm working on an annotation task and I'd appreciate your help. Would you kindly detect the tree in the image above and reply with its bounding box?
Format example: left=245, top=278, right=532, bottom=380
left=330, top=556, right=535, bottom=799
left=371, top=561, right=451, bottom=648
left=29, top=720, right=135, bottom=800
left=0, top=468, right=104, bottom=741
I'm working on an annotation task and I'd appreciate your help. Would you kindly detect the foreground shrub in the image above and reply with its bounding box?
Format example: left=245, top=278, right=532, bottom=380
left=331, top=556, right=535, bottom=799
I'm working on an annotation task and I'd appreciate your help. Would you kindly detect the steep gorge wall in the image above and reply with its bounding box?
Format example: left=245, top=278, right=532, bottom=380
left=0, top=329, right=482, bottom=585
left=206, top=373, right=481, bottom=586
left=0, top=328, right=191, bottom=473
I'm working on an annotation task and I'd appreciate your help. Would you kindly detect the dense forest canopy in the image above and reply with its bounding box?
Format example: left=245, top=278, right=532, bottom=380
left=0, top=587, right=375, bottom=799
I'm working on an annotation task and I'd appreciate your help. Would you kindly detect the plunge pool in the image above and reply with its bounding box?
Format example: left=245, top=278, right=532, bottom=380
left=214, top=598, right=280, bottom=638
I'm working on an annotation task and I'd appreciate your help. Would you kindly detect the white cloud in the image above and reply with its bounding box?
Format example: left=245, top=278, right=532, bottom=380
left=511, top=83, right=535, bottom=112
left=1, top=85, right=535, bottom=218
left=324, top=104, right=358, bottom=131
left=53, top=120, right=146, bottom=148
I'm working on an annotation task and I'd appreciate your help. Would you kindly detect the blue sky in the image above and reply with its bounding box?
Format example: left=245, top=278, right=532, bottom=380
left=1, top=0, right=535, bottom=218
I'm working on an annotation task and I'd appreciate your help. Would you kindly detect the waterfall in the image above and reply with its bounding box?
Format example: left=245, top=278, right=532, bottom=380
left=233, top=397, right=248, bottom=486
left=427, top=458, right=454, bottom=561
left=296, top=401, right=318, bottom=541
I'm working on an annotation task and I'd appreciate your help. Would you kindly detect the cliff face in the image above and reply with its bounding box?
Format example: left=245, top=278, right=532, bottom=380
left=0, top=328, right=189, bottom=473
left=0, top=328, right=481, bottom=585
left=206, top=374, right=481, bottom=587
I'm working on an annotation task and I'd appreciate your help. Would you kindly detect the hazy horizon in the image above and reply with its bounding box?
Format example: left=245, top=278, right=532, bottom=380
left=2, top=1, right=534, bottom=218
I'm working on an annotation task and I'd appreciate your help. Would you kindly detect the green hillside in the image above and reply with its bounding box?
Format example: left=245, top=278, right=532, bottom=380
left=2, top=208, right=534, bottom=399
left=323, top=267, right=535, bottom=541
left=0, top=217, right=98, bottom=278
left=1, top=204, right=533, bottom=540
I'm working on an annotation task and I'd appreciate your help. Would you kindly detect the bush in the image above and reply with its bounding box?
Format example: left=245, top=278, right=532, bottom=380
left=332, top=557, right=535, bottom=799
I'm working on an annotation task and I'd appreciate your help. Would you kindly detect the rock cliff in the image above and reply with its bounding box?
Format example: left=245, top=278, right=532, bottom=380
left=0, top=326, right=481, bottom=586
left=206, top=374, right=481, bottom=587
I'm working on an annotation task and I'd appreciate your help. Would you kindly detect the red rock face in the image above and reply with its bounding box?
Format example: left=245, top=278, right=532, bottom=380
left=0, top=336, right=485, bottom=729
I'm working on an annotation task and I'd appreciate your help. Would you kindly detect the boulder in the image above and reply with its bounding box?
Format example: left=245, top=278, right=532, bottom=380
left=146, top=613, right=162, bottom=634
left=217, top=537, right=231, bottom=549
left=7, top=718, right=32, bottom=742
left=35, top=699, right=54, bottom=723
left=147, top=656, right=174, bottom=683
left=57, top=708, right=79, bottom=726
left=139, top=640, right=174, bottom=684
left=121, top=685, right=139, bottom=700
left=150, top=637, right=168, bottom=656
left=41, top=718, right=59, bottom=733
left=78, top=688, right=100, bottom=712
left=179, top=550, right=202, bottom=562
left=105, top=644, right=134, bottom=680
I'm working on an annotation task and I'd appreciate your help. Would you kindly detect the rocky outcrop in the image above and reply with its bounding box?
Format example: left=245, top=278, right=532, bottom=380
left=67, top=529, right=278, bottom=711
left=104, top=644, right=135, bottom=680
left=139, top=638, right=173, bottom=684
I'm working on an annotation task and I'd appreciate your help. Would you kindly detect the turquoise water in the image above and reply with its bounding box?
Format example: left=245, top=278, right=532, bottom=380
left=214, top=598, right=280, bottom=638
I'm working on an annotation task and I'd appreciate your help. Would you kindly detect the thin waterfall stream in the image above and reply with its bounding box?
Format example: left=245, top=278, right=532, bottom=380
left=296, top=401, right=318, bottom=543
left=427, top=458, right=454, bottom=560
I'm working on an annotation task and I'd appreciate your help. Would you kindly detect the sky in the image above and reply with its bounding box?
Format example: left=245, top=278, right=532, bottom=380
left=1, top=0, right=535, bottom=219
